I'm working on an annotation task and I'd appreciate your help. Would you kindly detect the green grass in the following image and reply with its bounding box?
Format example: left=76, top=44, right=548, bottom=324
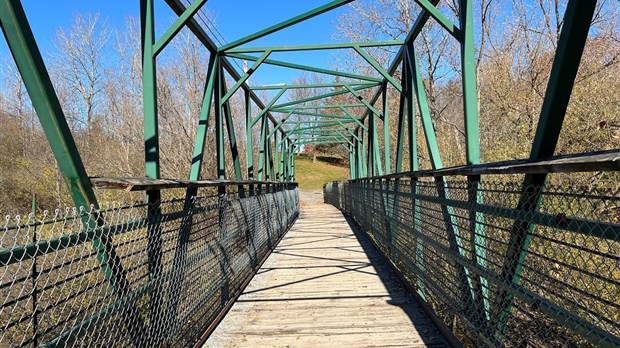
left=294, top=154, right=349, bottom=190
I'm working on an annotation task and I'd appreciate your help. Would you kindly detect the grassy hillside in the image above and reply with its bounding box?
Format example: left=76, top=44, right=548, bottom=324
left=294, top=154, right=349, bottom=190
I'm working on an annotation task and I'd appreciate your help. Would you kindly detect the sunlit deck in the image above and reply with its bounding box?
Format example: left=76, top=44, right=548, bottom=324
left=206, top=191, right=449, bottom=347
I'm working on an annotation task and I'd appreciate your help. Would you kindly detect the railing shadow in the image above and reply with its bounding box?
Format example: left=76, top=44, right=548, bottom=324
left=340, top=211, right=453, bottom=347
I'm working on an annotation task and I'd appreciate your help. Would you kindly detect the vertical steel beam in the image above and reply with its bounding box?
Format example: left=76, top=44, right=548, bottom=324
left=395, top=63, right=407, bottom=173
left=189, top=54, right=218, bottom=180
left=494, top=0, right=597, bottom=341
left=274, top=131, right=280, bottom=180
left=220, top=65, right=242, bottom=179
left=361, top=127, right=368, bottom=177
left=459, top=0, right=490, bottom=326
left=142, top=0, right=160, bottom=180
left=267, top=129, right=275, bottom=180
left=140, top=0, right=165, bottom=342
left=367, top=117, right=374, bottom=176
left=258, top=116, right=267, bottom=180
left=214, top=63, right=226, bottom=179
left=407, top=42, right=474, bottom=306
left=245, top=89, right=254, bottom=179
left=1, top=0, right=145, bottom=344
left=459, top=0, right=480, bottom=166
left=373, top=117, right=384, bottom=176
left=403, top=48, right=425, bottom=299
left=382, top=82, right=391, bottom=174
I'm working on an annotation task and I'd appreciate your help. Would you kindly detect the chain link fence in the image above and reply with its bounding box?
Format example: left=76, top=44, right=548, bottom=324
left=1, top=182, right=299, bottom=347
left=324, top=169, right=619, bottom=347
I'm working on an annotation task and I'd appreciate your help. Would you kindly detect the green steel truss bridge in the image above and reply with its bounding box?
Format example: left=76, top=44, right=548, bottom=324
left=1, top=0, right=619, bottom=347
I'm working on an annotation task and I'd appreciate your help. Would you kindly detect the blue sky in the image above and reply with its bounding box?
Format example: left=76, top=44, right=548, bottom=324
left=1, top=1, right=355, bottom=86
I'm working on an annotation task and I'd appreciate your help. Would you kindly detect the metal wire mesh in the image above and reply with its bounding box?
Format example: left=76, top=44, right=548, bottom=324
left=1, top=183, right=299, bottom=347
left=324, top=177, right=619, bottom=348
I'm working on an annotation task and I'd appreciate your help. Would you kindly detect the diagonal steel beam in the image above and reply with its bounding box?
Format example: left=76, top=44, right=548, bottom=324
left=350, top=0, right=439, bottom=135
left=153, top=0, right=208, bottom=56
left=228, top=53, right=382, bottom=83
left=339, top=106, right=368, bottom=131
left=272, top=84, right=372, bottom=109
left=219, top=0, right=355, bottom=51
left=221, top=50, right=271, bottom=103
left=251, top=89, right=287, bottom=126
left=414, top=0, right=461, bottom=39
left=344, top=84, right=383, bottom=118
left=226, top=40, right=404, bottom=54
left=164, top=0, right=287, bottom=137
left=353, top=46, right=402, bottom=92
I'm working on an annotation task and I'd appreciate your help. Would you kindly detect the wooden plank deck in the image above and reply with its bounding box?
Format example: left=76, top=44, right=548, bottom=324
left=206, top=191, right=449, bottom=347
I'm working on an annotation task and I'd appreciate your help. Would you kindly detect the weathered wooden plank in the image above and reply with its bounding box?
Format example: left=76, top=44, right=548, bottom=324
left=90, top=177, right=296, bottom=192
left=354, top=149, right=620, bottom=181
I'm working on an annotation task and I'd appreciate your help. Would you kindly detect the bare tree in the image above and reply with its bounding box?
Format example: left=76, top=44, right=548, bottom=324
left=53, top=13, right=111, bottom=133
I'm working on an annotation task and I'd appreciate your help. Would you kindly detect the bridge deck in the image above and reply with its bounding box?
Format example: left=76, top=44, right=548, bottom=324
left=206, top=191, right=448, bottom=347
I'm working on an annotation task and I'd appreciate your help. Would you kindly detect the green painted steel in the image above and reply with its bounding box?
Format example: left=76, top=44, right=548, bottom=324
left=3, top=0, right=615, bottom=346
left=163, top=0, right=288, bottom=142
left=257, top=115, right=268, bottom=180
left=344, top=85, right=383, bottom=119
left=226, top=40, right=404, bottom=54
left=279, top=111, right=353, bottom=120
left=228, top=53, right=382, bottom=83
left=414, top=0, right=460, bottom=38
left=268, top=109, right=297, bottom=138
left=354, top=46, right=403, bottom=92
left=459, top=0, right=481, bottom=166
left=458, top=0, right=490, bottom=327
left=339, top=107, right=368, bottom=131
left=382, top=82, right=391, bottom=174
left=289, top=123, right=342, bottom=132
left=251, top=89, right=287, bottom=126
left=394, top=63, right=407, bottom=173
left=245, top=89, right=254, bottom=179
left=494, top=0, right=598, bottom=341
left=251, top=82, right=378, bottom=90
left=153, top=0, right=208, bottom=56
left=142, top=0, right=160, bottom=180
left=272, top=84, right=373, bottom=109
left=220, top=67, right=243, bottom=179
left=214, top=63, right=226, bottom=179
left=337, top=120, right=361, bottom=141
left=189, top=54, right=218, bottom=180
left=273, top=103, right=366, bottom=111
left=406, top=41, right=476, bottom=310
left=406, top=44, right=441, bottom=168
left=219, top=0, right=354, bottom=51
left=221, top=50, right=271, bottom=103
